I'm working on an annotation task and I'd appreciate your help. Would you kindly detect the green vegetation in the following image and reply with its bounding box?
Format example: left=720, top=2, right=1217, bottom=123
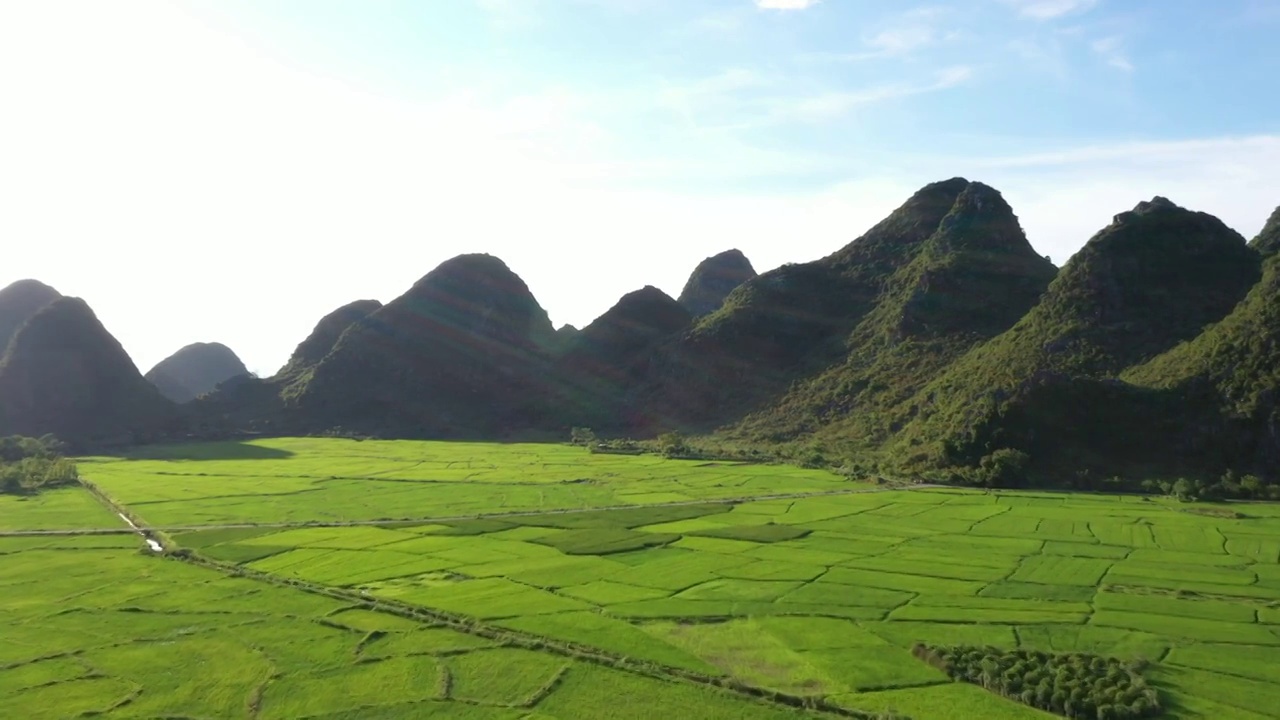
left=0, top=434, right=78, bottom=495
left=912, top=645, right=1160, bottom=719
left=10, top=438, right=1280, bottom=717
left=77, top=438, right=848, bottom=526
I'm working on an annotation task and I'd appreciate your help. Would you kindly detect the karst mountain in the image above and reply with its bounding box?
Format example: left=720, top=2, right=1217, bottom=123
left=5, top=178, right=1279, bottom=485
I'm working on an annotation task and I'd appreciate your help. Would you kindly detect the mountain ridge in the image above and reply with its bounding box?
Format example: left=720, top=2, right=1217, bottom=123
left=6, top=178, right=1279, bottom=487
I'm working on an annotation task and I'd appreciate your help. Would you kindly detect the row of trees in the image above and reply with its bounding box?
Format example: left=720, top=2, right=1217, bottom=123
left=1143, top=471, right=1280, bottom=501
left=912, top=644, right=1161, bottom=720
left=0, top=435, right=78, bottom=495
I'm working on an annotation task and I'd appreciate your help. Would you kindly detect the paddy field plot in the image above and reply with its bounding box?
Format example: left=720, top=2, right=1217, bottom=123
left=0, top=539, right=825, bottom=720
left=77, top=438, right=859, bottom=527
left=10, top=438, right=1280, bottom=718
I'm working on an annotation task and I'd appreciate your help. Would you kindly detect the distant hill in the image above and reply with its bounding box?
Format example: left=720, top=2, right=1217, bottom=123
left=0, top=297, right=173, bottom=446
left=145, top=342, right=249, bottom=403
left=276, top=299, right=383, bottom=380
left=0, top=279, right=62, bottom=352
left=288, top=254, right=556, bottom=436
left=725, top=180, right=1058, bottom=453
left=677, top=249, right=757, bottom=317
left=553, top=286, right=692, bottom=431
left=1252, top=206, right=1280, bottom=257
left=892, top=196, right=1261, bottom=472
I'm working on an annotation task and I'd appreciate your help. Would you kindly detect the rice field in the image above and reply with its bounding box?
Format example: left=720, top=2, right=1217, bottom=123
left=5, top=438, right=1280, bottom=718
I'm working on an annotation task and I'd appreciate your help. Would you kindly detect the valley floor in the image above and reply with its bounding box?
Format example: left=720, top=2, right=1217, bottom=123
left=3, top=438, right=1278, bottom=718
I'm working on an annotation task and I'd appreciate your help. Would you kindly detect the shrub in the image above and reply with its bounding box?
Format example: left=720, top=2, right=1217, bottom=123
left=0, top=435, right=78, bottom=495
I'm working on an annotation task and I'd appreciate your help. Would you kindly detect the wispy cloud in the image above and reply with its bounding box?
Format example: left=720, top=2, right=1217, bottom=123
left=775, top=66, right=974, bottom=123
left=802, top=7, right=951, bottom=62
left=1090, top=35, right=1133, bottom=71
left=866, top=25, right=937, bottom=55
left=1002, top=0, right=1100, bottom=20
left=756, top=0, right=822, bottom=10
left=473, top=0, right=542, bottom=30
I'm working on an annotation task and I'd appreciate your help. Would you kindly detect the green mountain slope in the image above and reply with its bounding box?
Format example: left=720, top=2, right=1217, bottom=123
left=639, top=178, right=980, bottom=429
left=724, top=181, right=1057, bottom=454
left=1251, top=206, right=1280, bottom=257
left=892, top=196, right=1262, bottom=471
left=0, top=297, right=174, bottom=446
left=276, top=299, right=383, bottom=380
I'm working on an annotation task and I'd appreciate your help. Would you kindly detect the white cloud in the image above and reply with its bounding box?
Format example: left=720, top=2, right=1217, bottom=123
left=1091, top=35, right=1134, bottom=71
left=778, top=65, right=973, bottom=122
left=1002, top=0, right=1100, bottom=20
left=867, top=25, right=937, bottom=55
left=667, top=65, right=975, bottom=127
left=756, top=0, right=822, bottom=10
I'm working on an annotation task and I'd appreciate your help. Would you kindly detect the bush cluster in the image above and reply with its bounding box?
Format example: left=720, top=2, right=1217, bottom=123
left=0, top=435, right=78, bottom=495
left=912, top=644, right=1161, bottom=720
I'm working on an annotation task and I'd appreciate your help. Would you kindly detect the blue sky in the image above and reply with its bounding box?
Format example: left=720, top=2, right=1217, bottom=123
left=1, top=0, right=1278, bottom=374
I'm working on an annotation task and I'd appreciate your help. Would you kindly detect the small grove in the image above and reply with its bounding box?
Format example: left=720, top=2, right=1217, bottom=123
left=0, top=434, right=79, bottom=495
left=912, top=644, right=1161, bottom=720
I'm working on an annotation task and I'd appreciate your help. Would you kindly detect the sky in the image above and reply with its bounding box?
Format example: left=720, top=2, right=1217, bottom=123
left=1, top=0, right=1278, bottom=376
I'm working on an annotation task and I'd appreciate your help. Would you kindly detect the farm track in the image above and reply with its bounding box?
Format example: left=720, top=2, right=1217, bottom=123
left=1, top=482, right=943, bottom=537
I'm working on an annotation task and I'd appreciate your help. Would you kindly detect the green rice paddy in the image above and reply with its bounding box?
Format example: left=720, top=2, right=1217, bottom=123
left=3, top=438, right=1279, bottom=718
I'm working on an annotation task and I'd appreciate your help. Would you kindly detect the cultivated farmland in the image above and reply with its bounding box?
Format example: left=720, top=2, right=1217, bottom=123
left=4, top=438, right=1279, bottom=718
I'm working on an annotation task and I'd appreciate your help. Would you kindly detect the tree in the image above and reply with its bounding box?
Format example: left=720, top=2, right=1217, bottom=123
left=569, top=427, right=596, bottom=446
left=1171, top=478, right=1197, bottom=502
left=976, top=448, right=1031, bottom=488
left=658, top=431, right=688, bottom=457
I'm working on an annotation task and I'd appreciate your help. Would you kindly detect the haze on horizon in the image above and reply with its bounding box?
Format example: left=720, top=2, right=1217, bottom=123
left=1, top=0, right=1277, bottom=376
